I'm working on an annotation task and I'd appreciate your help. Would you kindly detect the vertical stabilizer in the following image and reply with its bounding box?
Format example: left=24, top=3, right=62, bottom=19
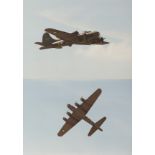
left=42, top=33, right=58, bottom=45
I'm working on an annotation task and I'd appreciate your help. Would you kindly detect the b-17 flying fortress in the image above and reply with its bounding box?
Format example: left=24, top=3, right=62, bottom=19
left=35, top=28, right=109, bottom=49
left=35, top=28, right=108, bottom=137
left=58, top=89, right=106, bottom=136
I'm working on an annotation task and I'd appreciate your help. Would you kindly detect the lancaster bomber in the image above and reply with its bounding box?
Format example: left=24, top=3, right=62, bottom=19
left=35, top=28, right=109, bottom=49
left=58, top=88, right=106, bottom=136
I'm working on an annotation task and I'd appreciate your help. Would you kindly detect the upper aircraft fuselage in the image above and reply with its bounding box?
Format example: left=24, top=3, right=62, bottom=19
left=35, top=28, right=109, bottom=49
left=45, top=28, right=109, bottom=45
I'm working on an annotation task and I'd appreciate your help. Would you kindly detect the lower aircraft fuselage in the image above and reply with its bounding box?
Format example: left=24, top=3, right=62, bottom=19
left=67, top=103, right=103, bottom=131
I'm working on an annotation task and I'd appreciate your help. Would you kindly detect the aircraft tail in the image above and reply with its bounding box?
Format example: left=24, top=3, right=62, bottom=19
left=42, top=32, right=58, bottom=44
left=88, top=117, right=106, bottom=136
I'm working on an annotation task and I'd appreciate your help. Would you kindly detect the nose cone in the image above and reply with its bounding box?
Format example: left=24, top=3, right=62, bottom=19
left=57, top=129, right=66, bottom=137
left=103, top=41, right=109, bottom=44
left=100, top=37, right=109, bottom=45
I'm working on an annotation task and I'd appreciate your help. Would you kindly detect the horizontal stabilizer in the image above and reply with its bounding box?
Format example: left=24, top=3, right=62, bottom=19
left=88, top=117, right=106, bottom=136
left=39, top=46, right=51, bottom=50
left=35, top=42, right=44, bottom=46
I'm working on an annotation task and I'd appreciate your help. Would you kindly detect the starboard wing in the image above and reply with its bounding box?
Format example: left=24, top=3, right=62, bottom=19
left=57, top=116, right=80, bottom=136
left=80, top=88, right=102, bottom=113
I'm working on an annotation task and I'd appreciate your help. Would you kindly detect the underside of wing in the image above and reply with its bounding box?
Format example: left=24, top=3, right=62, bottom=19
left=57, top=117, right=80, bottom=136
left=80, top=89, right=102, bottom=113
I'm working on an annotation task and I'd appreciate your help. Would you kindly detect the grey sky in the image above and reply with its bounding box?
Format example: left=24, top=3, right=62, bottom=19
left=24, top=80, right=131, bottom=155
left=24, top=1, right=131, bottom=155
left=24, top=0, right=131, bottom=80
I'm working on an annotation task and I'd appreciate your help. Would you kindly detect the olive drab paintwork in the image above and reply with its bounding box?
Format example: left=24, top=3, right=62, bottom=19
left=35, top=28, right=109, bottom=50
left=57, top=89, right=106, bottom=136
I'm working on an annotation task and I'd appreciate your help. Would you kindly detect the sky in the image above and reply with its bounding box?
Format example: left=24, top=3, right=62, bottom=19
left=24, top=80, right=132, bottom=155
left=24, top=1, right=131, bottom=155
left=24, top=0, right=132, bottom=80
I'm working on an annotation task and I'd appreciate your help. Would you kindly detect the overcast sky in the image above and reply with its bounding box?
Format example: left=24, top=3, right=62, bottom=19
left=24, top=1, right=131, bottom=155
left=24, top=0, right=131, bottom=80
left=24, top=80, right=132, bottom=155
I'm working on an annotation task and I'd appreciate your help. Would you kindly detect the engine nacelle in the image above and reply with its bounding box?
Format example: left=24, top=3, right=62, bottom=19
left=67, top=104, right=76, bottom=112
left=63, top=117, right=68, bottom=122
left=75, top=102, right=80, bottom=108
left=80, top=97, right=86, bottom=102
left=66, top=111, right=72, bottom=117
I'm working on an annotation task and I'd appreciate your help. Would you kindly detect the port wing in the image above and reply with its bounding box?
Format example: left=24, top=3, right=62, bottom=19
left=57, top=116, right=80, bottom=136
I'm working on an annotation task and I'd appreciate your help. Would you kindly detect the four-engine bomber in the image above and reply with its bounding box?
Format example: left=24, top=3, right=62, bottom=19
left=58, top=88, right=106, bottom=136
left=35, top=28, right=109, bottom=49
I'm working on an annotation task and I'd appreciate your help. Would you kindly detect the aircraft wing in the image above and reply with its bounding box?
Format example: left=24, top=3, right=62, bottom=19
left=45, top=28, right=72, bottom=40
left=58, top=116, right=80, bottom=136
left=39, top=40, right=71, bottom=50
left=80, top=88, right=102, bottom=113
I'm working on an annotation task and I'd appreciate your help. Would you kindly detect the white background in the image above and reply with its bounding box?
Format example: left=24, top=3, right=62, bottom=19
left=0, top=0, right=155, bottom=155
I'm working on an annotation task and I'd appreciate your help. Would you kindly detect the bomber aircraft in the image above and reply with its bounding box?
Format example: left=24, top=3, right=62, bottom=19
left=58, top=88, right=106, bottom=137
left=45, top=28, right=109, bottom=46
left=35, top=28, right=109, bottom=50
